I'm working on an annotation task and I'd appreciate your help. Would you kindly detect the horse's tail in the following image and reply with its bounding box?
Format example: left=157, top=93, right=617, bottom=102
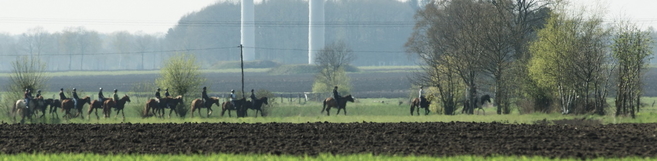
left=321, top=99, right=326, bottom=113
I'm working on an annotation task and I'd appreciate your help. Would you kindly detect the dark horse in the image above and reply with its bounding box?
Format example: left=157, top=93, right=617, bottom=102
left=47, top=99, right=62, bottom=118
left=245, top=97, right=269, bottom=117
left=321, top=95, right=355, bottom=116
left=221, top=98, right=246, bottom=117
left=190, top=97, right=220, bottom=118
left=462, top=94, right=492, bottom=115
left=107, top=95, right=131, bottom=120
left=144, top=96, right=183, bottom=118
left=410, top=97, right=431, bottom=115
left=61, top=96, right=91, bottom=119
left=33, top=97, right=52, bottom=118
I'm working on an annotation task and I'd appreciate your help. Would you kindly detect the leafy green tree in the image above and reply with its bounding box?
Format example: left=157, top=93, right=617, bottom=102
left=612, top=24, right=653, bottom=118
left=312, top=41, right=354, bottom=95
left=528, top=11, right=611, bottom=114
left=155, top=53, right=206, bottom=117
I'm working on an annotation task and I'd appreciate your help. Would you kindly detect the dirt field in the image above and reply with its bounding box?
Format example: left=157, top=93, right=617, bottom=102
left=1, top=122, right=656, bottom=159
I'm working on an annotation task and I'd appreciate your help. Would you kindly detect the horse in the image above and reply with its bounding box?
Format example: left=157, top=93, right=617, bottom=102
left=462, top=94, right=492, bottom=115
left=13, top=97, right=44, bottom=123
left=61, top=96, right=91, bottom=119
left=101, top=98, right=116, bottom=118
left=410, top=97, right=431, bottom=116
left=88, top=98, right=109, bottom=120
left=245, top=97, right=269, bottom=117
left=48, top=99, right=61, bottom=118
left=190, top=97, right=220, bottom=118
left=221, top=98, right=246, bottom=117
left=108, top=95, right=130, bottom=120
left=144, top=96, right=182, bottom=118
left=33, top=97, right=51, bottom=118
left=321, top=95, right=355, bottom=116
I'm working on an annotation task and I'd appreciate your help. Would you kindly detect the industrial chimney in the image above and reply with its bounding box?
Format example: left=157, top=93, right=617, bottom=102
left=308, top=0, right=325, bottom=64
left=241, top=0, right=255, bottom=61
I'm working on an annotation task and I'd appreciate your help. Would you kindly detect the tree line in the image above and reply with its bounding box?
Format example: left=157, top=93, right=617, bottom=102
left=406, top=0, right=654, bottom=117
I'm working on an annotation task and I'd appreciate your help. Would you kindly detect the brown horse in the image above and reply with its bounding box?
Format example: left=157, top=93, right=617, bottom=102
left=107, top=95, right=130, bottom=120
left=190, top=97, right=220, bottom=118
left=102, top=98, right=116, bottom=118
left=88, top=99, right=109, bottom=120
left=245, top=97, right=269, bottom=117
left=144, top=96, right=183, bottom=118
left=410, top=97, right=431, bottom=116
left=321, top=95, right=355, bottom=116
left=61, top=96, right=91, bottom=119
left=221, top=98, right=246, bottom=117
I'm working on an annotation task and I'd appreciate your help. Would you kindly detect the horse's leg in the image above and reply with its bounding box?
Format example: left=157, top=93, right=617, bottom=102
left=343, top=107, right=347, bottom=115
left=207, top=107, right=211, bottom=118
left=191, top=107, right=195, bottom=118
left=221, top=108, right=226, bottom=117
left=121, top=109, right=125, bottom=121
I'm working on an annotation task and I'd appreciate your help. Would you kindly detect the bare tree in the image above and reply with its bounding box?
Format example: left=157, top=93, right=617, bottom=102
left=312, top=40, right=355, bottom=94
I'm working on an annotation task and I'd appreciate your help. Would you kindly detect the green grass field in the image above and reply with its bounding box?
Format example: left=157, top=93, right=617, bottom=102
left=2, top=65, right=657, bottom=160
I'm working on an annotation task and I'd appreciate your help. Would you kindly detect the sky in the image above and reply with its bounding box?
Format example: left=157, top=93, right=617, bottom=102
left=0, top=0, right=655, bottom=35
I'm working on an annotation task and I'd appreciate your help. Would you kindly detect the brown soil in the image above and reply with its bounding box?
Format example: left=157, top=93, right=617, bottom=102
left=1, top=122, right=655, bottom=159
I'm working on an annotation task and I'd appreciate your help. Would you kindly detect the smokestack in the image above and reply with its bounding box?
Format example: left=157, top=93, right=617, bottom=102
left=241, top=0, right=255, bottom=61
left=308, top=0, right=325, bottom=64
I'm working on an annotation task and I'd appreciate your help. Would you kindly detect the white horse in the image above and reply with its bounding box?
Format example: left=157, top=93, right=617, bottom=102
left=13, top=98, right=43, bottom=123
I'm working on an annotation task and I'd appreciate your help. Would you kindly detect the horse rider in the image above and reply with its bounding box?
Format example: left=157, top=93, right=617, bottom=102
left=113, top=89, right=119, bottom=102
left=59, top=88, right=67, bottom=100
left=155, top=88, right=161, bottom=102
left=250, top=89, right=257, bottom=107
left=202, top=87, right=210, bottom=107
left=229, top=89, right=236, bottom=107
left=24, top=89, right=32, bottom=109
left=72, top=88, right=79, bottom=109
left=419, top=86, right=425, bottom=106
left=164, top=88, right=170, bottom=97
left=98, top=88, right=107, bottom=103
left=333, top=86, right=340, bottom=109
left=35, top=90, right=41, bottom=98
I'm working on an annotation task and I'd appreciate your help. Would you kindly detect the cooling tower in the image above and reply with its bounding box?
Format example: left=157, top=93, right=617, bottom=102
left=241, top=0, right=255, bottom=61
left=308, top=0, right=325, bottom=64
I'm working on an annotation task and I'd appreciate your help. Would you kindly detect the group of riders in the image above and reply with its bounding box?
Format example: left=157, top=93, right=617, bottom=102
left=24, top=87, right=122, bottom=109
left=24, top=86, right=262, bottom=110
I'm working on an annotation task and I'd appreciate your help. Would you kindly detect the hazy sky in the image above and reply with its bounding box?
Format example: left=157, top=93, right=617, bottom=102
left=0, top=0, right=654, bottom=35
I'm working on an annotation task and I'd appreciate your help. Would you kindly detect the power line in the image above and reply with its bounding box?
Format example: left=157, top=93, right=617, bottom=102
left=0, top=46, right=406, bottom=57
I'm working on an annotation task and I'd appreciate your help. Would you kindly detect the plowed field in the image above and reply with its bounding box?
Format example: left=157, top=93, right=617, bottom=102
left=1, top=122, right=656, bottom=159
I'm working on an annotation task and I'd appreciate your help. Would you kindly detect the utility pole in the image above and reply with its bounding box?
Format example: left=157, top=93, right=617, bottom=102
left=239, top=44, right=246, bottom=117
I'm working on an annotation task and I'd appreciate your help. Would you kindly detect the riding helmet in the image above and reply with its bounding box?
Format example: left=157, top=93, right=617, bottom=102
left=165, top=88, right=168, bottom=91
left=37, top=90, right=41, bottom=92
left=231, top=89, right=234, bottom=92
left=251, top=89, right=254, bottom=92
left=73, top=88, right=76, bottom=91
left=203, top=86, right=207, bottom=90
left=60, top=88, right=64, bottom=91
left=114, top=89, right=117, bottom=92
left=99, top=87, right=103, bottom=90
left=157, top=88, right=160, bottom=91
